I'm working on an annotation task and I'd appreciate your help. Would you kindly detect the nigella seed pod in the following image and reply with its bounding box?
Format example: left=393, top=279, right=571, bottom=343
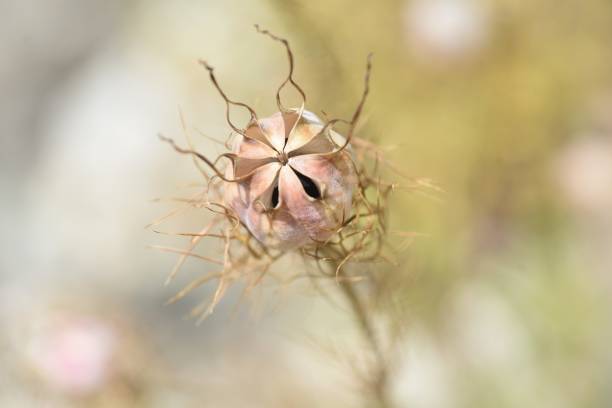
left=158, top=25, right=371, bottom=258
left=155, top=26, right=385, bottom=320
left=224, top=110, right=357, bottom=250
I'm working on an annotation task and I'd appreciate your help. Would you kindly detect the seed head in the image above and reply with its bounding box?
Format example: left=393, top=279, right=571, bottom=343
left=153, top=26, right=399, bottom=320
left=224, top=109, right=357, bottom=250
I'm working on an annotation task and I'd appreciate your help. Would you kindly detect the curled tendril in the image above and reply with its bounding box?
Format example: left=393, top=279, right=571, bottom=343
left=198, top=60, right=277, bottom=152
left=254, top=24, right=307, bottom=115
left=318, top=53, right=373, bottom=157
left=158, top=134, right=251, bottom=183
left=198, top=61, right=256, bottom=134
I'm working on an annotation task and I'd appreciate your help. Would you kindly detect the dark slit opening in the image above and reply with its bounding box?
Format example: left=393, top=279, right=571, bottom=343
left=271, top=186, right=280, bottom=208
left=292, top=169, right=321, bottom=199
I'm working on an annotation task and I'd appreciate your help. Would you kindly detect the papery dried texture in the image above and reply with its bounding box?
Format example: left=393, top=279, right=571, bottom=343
left=224, top=109, right=357, bottom=250
left=155, top=27, right=378, bottom=320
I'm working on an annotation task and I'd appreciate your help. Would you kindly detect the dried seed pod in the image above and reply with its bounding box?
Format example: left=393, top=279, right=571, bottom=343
left=224, top=110, right=357, bottom=250
left=156, top=27, right=378, bottom=319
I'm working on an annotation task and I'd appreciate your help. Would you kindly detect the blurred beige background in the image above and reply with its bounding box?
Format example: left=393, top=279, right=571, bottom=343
left=1, top=0, right=612, bottom=406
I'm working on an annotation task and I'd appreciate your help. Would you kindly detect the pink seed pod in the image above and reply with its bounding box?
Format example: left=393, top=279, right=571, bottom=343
left=156, top=27, right=383, bottom=319
left=159, top=26, right=371, bottom=255
left=224, top=109, right=357, bottom=250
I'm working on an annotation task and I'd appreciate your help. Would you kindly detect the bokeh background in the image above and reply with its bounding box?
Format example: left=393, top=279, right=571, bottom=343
left=2, top=0, right=612, bottom=406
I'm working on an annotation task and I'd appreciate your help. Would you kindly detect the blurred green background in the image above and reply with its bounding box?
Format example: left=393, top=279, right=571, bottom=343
left=1, top=0, right=612, bottom=406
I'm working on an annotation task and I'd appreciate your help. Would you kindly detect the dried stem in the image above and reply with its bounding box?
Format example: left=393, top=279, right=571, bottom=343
left=340, top=279, right=390, bottom=408
left=322, top=247, right=391, bottom=408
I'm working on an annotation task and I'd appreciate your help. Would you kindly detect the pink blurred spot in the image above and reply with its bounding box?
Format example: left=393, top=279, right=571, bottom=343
left=28, top=317, right=117, bottom=394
